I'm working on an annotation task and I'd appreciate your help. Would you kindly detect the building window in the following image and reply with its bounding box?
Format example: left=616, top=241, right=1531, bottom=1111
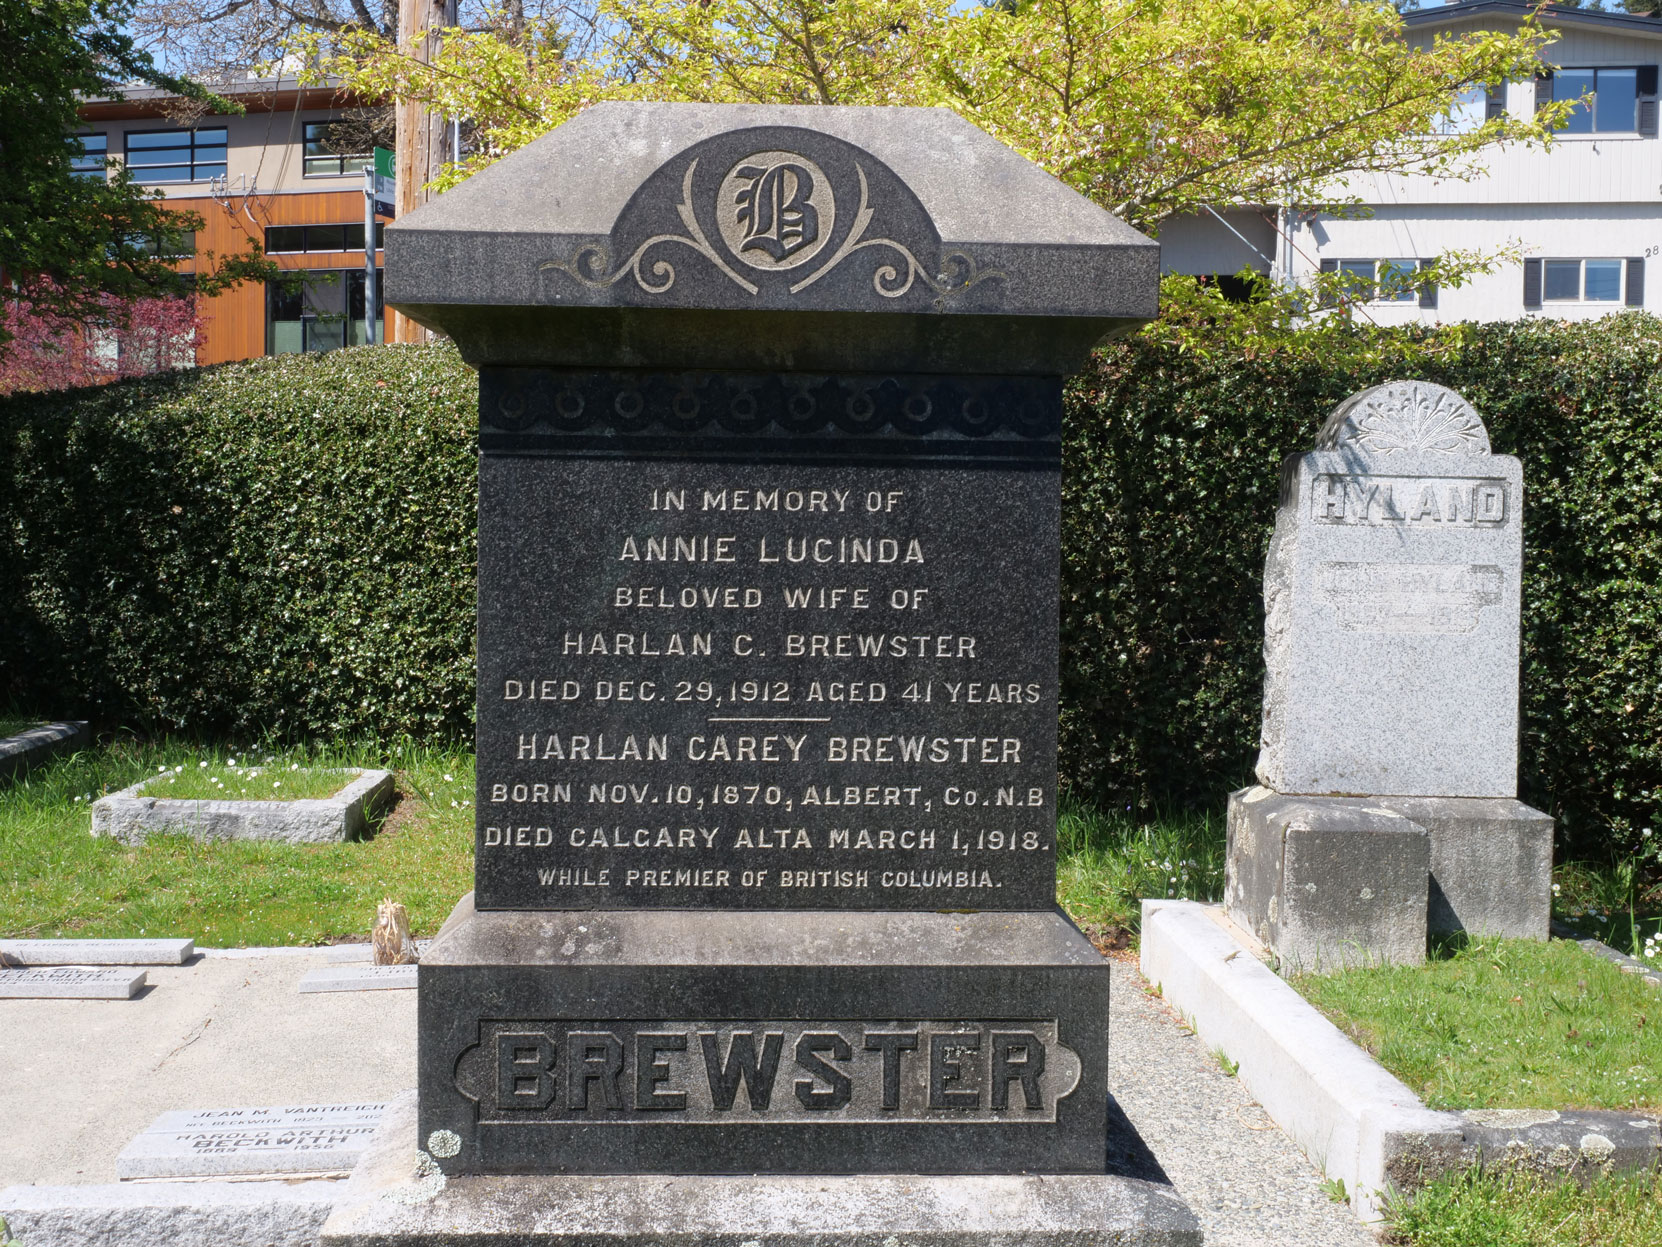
left=1434, top=86, right=1488, bottom=135
left=1544, top=258, right=1624, bottom=301
left=303, top=121, right=369, bottom=177
left=124, top=127, right=228, bottom=183
left=123, top=228, right=197, bottom=259
left=71, top=133, right=107, bottom=178
left=1539, top=66, right=1659, bottom=134
left=266, top=270, right=383, bottom=355
left=1326, top=259, right=1429, bottom=303
left=264, top=223, right=385, bottom=254
left=1525, top=257, right=1644, bottom=308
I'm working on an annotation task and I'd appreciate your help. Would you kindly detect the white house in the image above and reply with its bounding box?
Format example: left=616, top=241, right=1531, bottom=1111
left=1160, top=1, right=1662, bottom=322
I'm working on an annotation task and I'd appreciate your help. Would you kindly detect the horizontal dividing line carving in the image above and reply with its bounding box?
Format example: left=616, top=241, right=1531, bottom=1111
left=479, top=370, right=1062, bottom=446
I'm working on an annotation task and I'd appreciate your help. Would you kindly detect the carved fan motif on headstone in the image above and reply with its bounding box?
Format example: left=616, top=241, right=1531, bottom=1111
left=1317, top=381, right=1490, bottom=457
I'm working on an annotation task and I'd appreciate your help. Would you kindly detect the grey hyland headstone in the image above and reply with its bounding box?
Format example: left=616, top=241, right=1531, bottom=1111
left=117, top=1103, right=389, bottom=1179
left=387, top=102, right=1181, bottom=1227
left=1256, top=381, right=1523, bottom=798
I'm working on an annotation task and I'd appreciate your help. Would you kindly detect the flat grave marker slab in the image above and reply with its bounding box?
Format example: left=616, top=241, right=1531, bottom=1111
left=0, top=937, right=194, bottom=966
left=297, top=964, right=417, bottom=994
left=117, top=1103, right=390, bottom=1179
left=0, top=966, right=146, bottom=999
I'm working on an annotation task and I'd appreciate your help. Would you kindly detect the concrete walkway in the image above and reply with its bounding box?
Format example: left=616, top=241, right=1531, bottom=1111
left=1108, top=957, right=1379, bottom=1247
left=0, top=949, right=415, bottom=1189
left=2, top=947, right=1375, bottom=1245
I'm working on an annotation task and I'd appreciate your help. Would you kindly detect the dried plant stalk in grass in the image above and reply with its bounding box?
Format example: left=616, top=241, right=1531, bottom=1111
left=372, top=897, right=417, bottom=965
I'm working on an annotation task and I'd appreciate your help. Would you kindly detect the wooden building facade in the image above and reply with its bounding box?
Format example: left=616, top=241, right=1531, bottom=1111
left=76, top=78, right=388, bottom=366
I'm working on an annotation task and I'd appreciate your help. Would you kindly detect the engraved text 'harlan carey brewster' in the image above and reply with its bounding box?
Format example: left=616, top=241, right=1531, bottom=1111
left=456, top=1019, right=1081, bottom=1124
left=538, top=131, right=1003, bottom=305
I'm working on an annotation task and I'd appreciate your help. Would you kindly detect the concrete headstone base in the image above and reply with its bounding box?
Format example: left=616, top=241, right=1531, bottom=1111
left=418, top=894, right=1111, bottom=1176
left=1224, top=787, right=1430, bottom=972
left=1388, top=796, right=1553, bottom=938
left=1224, top=787, right=1553, bottom=970
left=320, top=1091, right=1203, bottom=1247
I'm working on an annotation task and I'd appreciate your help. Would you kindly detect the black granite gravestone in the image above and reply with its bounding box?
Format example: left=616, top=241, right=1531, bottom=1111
left=386, top=103, right=1160, bottom=1180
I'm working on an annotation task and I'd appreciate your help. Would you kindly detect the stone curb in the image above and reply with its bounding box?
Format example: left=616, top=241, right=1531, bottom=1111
left=91, top=769, right=394, bottom=844
left=0, top=1177, right=339, bottom=1247
left=1551, top=920, right=1662, bottom=991
left=0, top=721, right=88, bottom=783
left=1139, top=899, right=1449, bottom=1222
left=1139, top=900, right=1662, bottom=1225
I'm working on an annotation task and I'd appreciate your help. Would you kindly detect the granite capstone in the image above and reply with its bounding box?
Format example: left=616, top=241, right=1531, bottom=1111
left=384, top=104, right=1160, bottom=373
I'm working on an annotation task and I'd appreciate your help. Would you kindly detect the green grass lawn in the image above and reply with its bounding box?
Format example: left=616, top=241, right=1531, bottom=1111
left=1055, top=799, right=1225, bottom=940
left=0, top=717, right=45, bottom=738
left=135, top=759, right=356, bottom=801
left=1295, top=936, right=1662, bottom=1110
left=1387, top=1167, right=1662, bottom=1247
left=0, top=738, right=474, bottom=945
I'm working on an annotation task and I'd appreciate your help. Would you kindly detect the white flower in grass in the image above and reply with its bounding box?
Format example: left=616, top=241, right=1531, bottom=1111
left=199, top=761, right=208, bottom=768
left=273, top=781, right=281, bottom=789
left=443, top=774, right=454, bottom=783
left=157, top=765, right=167, bottom=773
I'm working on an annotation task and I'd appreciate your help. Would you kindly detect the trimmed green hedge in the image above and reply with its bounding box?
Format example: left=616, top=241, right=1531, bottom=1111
left=0, top=346, right=478, bottom=741
left=2, top=321, right=1658, bottom=857
left=1062, top=316, right=1662, bottom=857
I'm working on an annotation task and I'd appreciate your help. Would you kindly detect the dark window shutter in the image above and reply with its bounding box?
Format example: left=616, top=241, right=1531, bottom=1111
left=1523, top=258, right=1543, bottom=308
left=1535, top=73, right=1554, bottom=114
left=1486, top=87, right=1506, bottom=122
left=1641, top=100, right=1658, bottom=139
left=1638, top=65, right=1659, bottom=96
left=1318, top=258, right=1338, bottom=308
left=1627, top=258, right=1645, bottom=307
left=1418, top=258, right=1439, bottom=309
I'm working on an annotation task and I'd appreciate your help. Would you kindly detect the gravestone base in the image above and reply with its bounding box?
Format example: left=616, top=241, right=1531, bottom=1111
left=419, top=895, right=1110, bottom=1176
left=1387, top=797, right=1553, bottom=939
left=322, top=1092, right=1203, bottom=1247
left=1224, top=787, right=1429, bottom=973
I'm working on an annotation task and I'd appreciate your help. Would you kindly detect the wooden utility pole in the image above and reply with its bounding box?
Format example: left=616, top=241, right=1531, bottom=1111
left=390, top=0, right=453, bottom=343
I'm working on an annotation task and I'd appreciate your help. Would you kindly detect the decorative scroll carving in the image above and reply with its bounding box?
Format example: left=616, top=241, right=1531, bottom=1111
left=536, top=131, right=1004, bottom=309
